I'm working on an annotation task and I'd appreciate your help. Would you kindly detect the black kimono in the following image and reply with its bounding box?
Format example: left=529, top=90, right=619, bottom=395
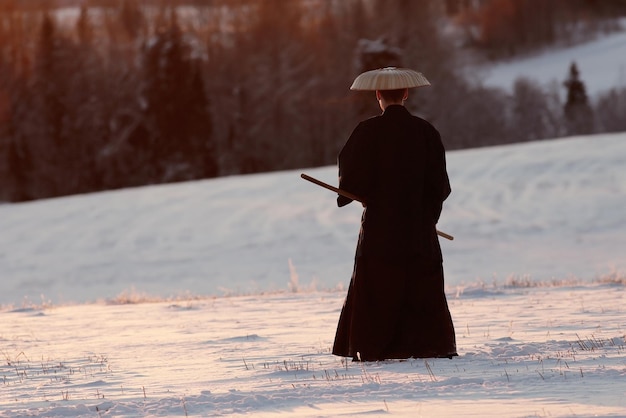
left=332, top=104, right=457, bottom=361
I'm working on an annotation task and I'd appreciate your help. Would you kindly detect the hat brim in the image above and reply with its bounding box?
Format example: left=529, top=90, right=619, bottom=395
left=350, top=67, right=431, bottom=91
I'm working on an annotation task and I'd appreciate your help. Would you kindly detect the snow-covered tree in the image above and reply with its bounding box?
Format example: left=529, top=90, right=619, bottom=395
left=512, top=77, right=561, bottom=141
left=595, top=87, right=626, bottom=133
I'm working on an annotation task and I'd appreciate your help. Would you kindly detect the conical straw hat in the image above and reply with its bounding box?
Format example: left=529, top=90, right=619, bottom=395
left=350, top=67, right=431, bottom=91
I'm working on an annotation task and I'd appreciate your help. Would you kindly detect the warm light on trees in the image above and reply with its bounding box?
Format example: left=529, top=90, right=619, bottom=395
left=0, top=0, right=625, bottom=202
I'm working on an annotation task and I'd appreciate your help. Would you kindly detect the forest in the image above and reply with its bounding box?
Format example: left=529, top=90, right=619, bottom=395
left=1, top=0, right=626, bottom=202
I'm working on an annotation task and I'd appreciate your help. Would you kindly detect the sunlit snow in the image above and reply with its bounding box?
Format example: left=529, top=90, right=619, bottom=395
left=1, top=132, right=625, bottom=417
left=2, top=25, right=626, bottom=418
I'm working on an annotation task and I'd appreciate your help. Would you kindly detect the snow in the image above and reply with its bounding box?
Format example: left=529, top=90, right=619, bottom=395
left=3, top=21, right=626, bottom=415
left=2, top=133, right=625, bottom=307
left=476, top=27, right=626, bottom=97
left=1, top=132, right=625, bottom=417
left=1, top=284, right=625, bottom=416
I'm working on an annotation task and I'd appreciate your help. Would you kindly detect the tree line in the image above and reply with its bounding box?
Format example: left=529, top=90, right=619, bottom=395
left=1, top=0, right=625, bottom=202
left=455, top=0, right=626, bottom=58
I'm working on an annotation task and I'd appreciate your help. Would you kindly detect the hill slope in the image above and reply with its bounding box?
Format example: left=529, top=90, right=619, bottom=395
left=475, top=27, right=626, bottom=96
left=1, top=132, right=625, bottom=306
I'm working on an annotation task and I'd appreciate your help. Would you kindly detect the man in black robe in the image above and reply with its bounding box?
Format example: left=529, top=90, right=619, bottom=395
left=332, top=67, right=457, bottom=362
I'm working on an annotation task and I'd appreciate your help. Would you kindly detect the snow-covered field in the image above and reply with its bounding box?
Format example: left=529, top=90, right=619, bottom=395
left=1, top=132, right=625, bottom=417
left=1, top=285, right=624, bottom=417
left=2, top=20, right=626, bottom=417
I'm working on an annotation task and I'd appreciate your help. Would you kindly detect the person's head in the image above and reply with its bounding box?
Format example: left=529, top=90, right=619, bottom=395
left=376, top=88, right=409, bottom=110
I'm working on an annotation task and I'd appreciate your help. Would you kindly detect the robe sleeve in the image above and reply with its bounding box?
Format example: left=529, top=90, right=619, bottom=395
left=427, top=130, right=451, bottom=223
left=337, top=123, right=374, bottom=207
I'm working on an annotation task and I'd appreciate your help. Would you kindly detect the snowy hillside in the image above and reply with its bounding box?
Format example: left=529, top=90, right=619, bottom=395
left=1, top=132, right=625, bottom=306
left=476, top=27, right=626, bottom=96
left=2, top=130, right=626, bottom=418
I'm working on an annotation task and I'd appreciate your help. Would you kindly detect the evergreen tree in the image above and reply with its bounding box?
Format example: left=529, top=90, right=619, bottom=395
left=19, top=13, right=70, bottom=198
left=120, top=0, right=145, bottom=41
left=6, top=136, right=33, bottom=202
left=563, top=62, right=594, bottom=135
left=343, top=0, right=368, bottom=42
left=70, top=4, right=108, bottom=192
left=140, top=9, right=216, bottom=182
left=186, top=61, right=217, bottom=178
left=76, top=4, right=93, bottom=45
left=227, top=0, right=309, bottom=173
left=302, top=0, right=352, bottom=166
left=34, top=14, right=65, bottom=148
